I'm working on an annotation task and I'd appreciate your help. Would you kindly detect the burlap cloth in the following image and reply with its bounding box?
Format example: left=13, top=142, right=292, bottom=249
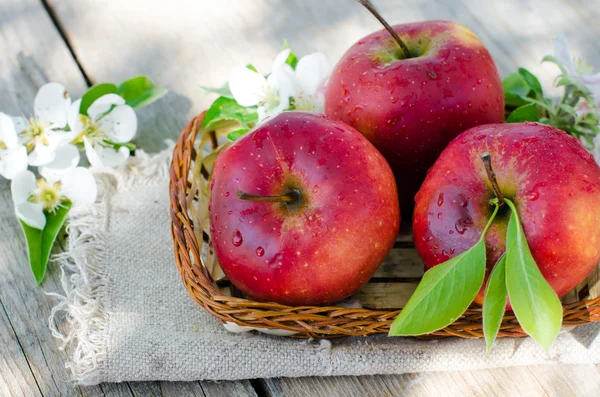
left=49, top=148, right=600, bottom=385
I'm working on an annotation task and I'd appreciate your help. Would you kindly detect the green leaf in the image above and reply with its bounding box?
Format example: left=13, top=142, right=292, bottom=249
left=20, top=203, right=72, bottom=284
left=80, top=83, right=118, bottom=115
left=246, top=64, right=258, bottom=73
left=506, top=103, right=539, bottom=123
left=483, top=254, right=507, bottom=354
left=203, top=96, right=258, bottom=130
left=504, top=199, right=563, bottom=350
left=502, top=73, right=531, bottom=108
left=390, top=205, right=500, bottom=336
left=518, top=68, right=544, bottom=98
left=199, top=82, right=233, bottom=99
left=227, top=128, right=250, bottom=141
left=116, top=76, right=168, bottom=108
left=542, top=55, right=569, bottom=76
left=281, top=40, right=298, bottom=69
left=103, top=140, right=137, bottom=151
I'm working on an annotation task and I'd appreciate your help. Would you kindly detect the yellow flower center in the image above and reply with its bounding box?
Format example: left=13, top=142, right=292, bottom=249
left=71, top=114, right=107, bottom=145
left=0, top=141, right=6, bottom=150
left=21, top=117, right=52, bottom=151
left=29, top=178, right=66, bottom=213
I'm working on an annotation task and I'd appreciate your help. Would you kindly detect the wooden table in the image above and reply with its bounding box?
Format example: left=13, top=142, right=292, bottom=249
left=1, top=0, right=599, bottom=395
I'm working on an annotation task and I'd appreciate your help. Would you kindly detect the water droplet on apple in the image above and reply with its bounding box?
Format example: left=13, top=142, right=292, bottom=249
left=526, top=191, right=539, bottom=201
left=256, top=246, right=265, bottom=257
left=459, top=195, right=470, bottom=208
left=437, top=193, right=444, bottom=207
left=225, top=192, right=230, bottom=197
left=337, top=194, right=344, bottom=201
left=227, top=210, right=233, bottom=215
left=312, top=185, right=320, bottom=194
left=474, top=134, right=486, bottom=141
left=455, top=221, right=466, bottom=235
left=232, top=229, right=243, bottom=246
left=462, top=216, right=473, bottom=225
left=208, top=204, right=212, bottom=212
left=437, top=212, right=442, bottom=219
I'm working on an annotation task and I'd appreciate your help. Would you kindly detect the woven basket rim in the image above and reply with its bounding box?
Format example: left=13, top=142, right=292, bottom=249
left=169, top=111, right=600, bottom=339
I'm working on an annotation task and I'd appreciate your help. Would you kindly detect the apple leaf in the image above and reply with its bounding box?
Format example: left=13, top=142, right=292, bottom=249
left=389, top=205, right=500, bottom=336
left=203, top=96, right=258, bottom=140
left=227, top=128, right=250, bottom=142
left=116, top=75, right=168, bottom=109
left=200, top=82, right=234, bottom=99
left=502, top=73, right=531, bottom=108
left=79, top=83, right=118, bottom=116
left=518, top=68, right=543, bottom=98
left=504, top=199, right=562, bottom=350
left=20, top=203, right=72, bottom=284
left=483, top=254, right=507, bottom=354
left=506, top=103, right=539, bottom=123
left=282, top=39, right=299, bottom=69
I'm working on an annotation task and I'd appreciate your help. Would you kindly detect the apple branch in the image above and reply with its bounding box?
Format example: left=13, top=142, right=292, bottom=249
left=355, top=0, right=412, bottom=59
left=236, top=190, right=300, bottom=204
left=481, top=153, right=505, bottom=208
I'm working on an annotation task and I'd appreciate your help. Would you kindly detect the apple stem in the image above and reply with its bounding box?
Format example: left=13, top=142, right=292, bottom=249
left=481, top=153, right=505, bottom=208
left=355, top=0, right=412, bottom=59
left=236, top=189, right=300, bottom=204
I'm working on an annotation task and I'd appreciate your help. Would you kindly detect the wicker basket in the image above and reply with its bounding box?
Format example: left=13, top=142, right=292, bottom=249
left=170, top=112, right=600, bottom=339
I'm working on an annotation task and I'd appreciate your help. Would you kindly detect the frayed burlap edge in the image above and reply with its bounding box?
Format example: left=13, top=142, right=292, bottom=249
left=48, top=145, right=173, bottom=385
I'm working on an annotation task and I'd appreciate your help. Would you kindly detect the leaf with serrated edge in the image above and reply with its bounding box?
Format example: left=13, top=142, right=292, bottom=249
left=504, top=199, right=562, bottom=350
left=483, top=254, right=507, bottom=354
left=389, top=205, right=499, bottom=336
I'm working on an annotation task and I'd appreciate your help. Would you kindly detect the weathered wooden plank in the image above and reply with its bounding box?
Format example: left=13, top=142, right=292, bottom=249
left=354, top=282, right=417, bottom=309
left=160, top=381, right=206, bottom=397
left=0, top=0, right=99, bottom=396
left=0, top=300, right=43, bottom=397
left=200, top=380, right=258, bottom=397
left=98, top=383, right=133, bottom=397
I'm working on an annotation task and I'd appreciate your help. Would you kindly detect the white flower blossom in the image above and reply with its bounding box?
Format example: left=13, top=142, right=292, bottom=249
left=68, top=94, right=137, bottom=169
left=12, top=83, right=72, bottom=166
left=228, top=49, right=297, bottom=122
left=0, top=113, right=28, bottom=179
left=293, top=52, right=331, bottom=113
left=553, top=34, right=600, bottom=100
left=11, top=168, right=97, bottom=230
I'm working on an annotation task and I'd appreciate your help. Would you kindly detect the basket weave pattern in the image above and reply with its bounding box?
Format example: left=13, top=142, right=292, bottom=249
left=170, top=112, right=600, bottom=339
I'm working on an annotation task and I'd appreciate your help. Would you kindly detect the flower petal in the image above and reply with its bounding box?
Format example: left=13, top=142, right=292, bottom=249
left=0, top=145, right=28, bottom=180
left=553, top=33, right=574, bottom=75
left=11, top=116, right=27, bottom=134
left=0, top=112, right=18, bottom=148
left=28, top=145, right=57, bottom=167
left=60, top=167, right=97, bottom=205
left=296, top=52, right=331, bottom=95
left=88, top=94, right=126, bottom=120
left=68, top=98, right=84, bottom=134
left=15, top=201, right=46, bottom=229
left=83, top=137, right=130, bottom=169
left=11, top=170, right=37, bottom=205
left=97, top=104, right=137, bottom=142
left=272, top=49, right=291, bottom=72
left=39, top=144, right=80, bottom=181
left=34, top=82, right=71, bottom=128
left=228, top=66, right=267, bottom=107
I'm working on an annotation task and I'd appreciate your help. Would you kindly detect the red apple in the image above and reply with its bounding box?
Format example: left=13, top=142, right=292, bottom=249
left=324, top=20, right=504, bottom=213
left=413, top=122, right=600, bottom=305
left=209, top=111, right=400, bottom=306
